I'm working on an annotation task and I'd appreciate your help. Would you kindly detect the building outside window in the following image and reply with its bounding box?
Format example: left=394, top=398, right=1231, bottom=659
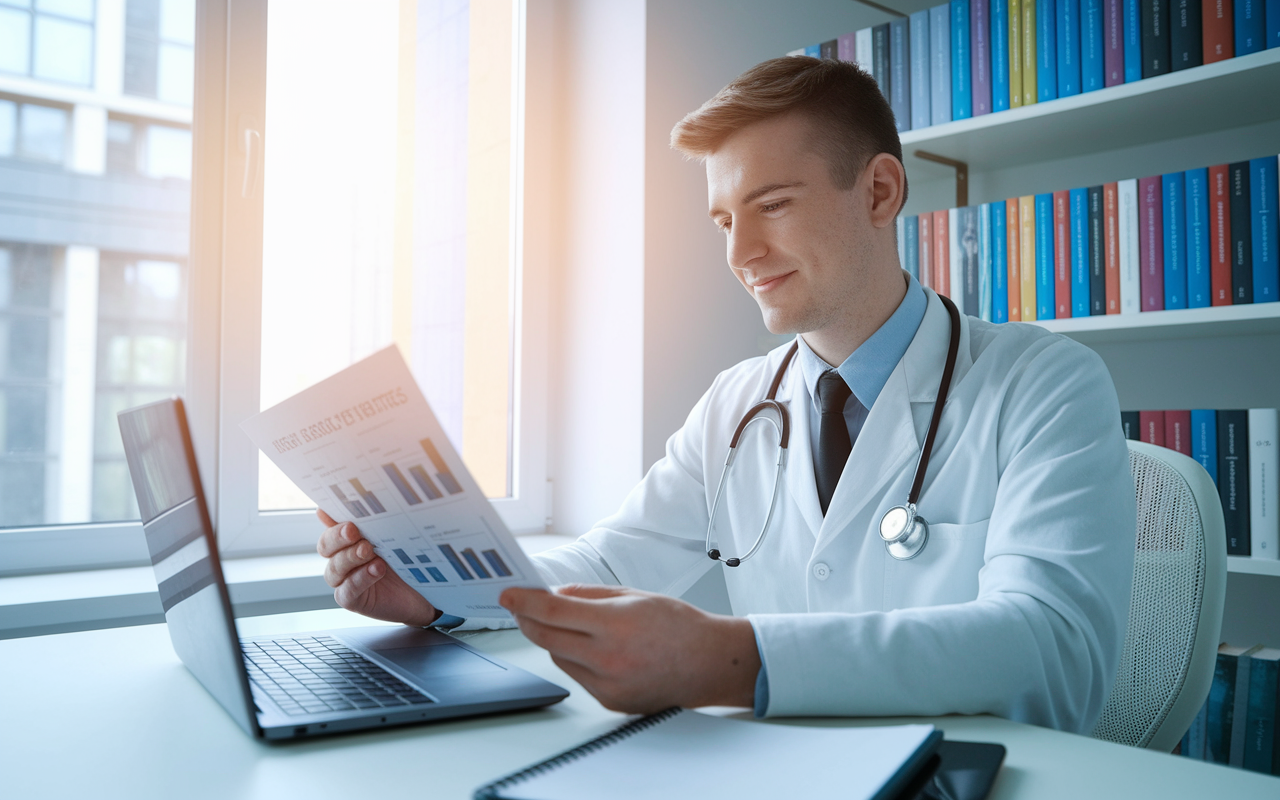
left=0, top=0, right=96, bottom=87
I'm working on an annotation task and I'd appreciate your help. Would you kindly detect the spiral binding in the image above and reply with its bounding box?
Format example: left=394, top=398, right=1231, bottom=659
left=473, top=707, right=685, bottom=799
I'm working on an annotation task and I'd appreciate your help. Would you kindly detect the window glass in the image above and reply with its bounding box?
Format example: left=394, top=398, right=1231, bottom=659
left=105, top=118, right=136, bottom=174
left=158, top=0, right=192, bottom=44
left=144, top=124, right=190, bottom=179
left=0, top=7, right=32, bottom=74
left=18, top=103, right=66, bottom=163
left=33, top=15, right=93, bottom=85
left=155, top=42, right=193, bottom=105
left=0, top=100, right=16, bottom=156
left=36, top=0, right=93, bottom=19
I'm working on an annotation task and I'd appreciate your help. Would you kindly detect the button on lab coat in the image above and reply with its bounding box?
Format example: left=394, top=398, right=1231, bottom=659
left=536, top=289, right=1137, bottom=734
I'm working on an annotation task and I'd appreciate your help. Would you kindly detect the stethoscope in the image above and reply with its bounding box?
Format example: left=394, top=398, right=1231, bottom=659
left=705, top=294, right=961, bottom=566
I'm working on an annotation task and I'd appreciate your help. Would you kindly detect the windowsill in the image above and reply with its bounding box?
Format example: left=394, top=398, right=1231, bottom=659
left=0, top=534, right=576, bottom=640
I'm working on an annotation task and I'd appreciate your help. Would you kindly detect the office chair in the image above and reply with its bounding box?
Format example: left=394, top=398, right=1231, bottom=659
left=1091, top=440, right=1227, bottom=751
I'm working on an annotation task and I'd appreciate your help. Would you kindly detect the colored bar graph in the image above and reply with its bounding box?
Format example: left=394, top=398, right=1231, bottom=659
left=382, top=464, right=422, bottom=505
left=439, top=544, right=474, bottom=580
left=408, top=465, right=443, bottom=500
left=415, top=554, right=431, bottom=563
left=392, top=548, right=414, bottom=565
left=461, top=548, right=492, bottom=579
left=420, top=439, right=463, bottom=495
left=408, top=568, right=430, bottom=583
left=350, top=479, right=386, bottom=514
left=426, top=567, right=447, bottom=582
left=482, top=549, right=512, bottom=578
left=329, top=484, right=369, bottom=518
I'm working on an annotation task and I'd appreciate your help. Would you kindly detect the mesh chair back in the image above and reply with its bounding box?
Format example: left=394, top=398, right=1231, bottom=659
left=1091, top=440, right=1226, bottom=750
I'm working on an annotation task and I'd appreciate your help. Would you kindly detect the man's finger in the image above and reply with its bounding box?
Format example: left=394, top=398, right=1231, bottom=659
left=317, top=521, right=361, bottom=558
left=556, top=584, right=630, bottom=601
left=511, top=615, right=595, bottom=664
left=500, top=587, right=616, bottom=633
left=316, top=508, right=337, bottom=528
left=334, top=559, right=386, bottom=608
left=323, top=539, right=375, bottom=588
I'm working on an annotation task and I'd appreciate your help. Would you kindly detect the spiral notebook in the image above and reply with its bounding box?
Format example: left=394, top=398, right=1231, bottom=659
left=474, top=708, right=943, bottom=800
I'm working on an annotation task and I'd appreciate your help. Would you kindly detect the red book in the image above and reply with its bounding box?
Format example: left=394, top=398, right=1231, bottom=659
left=1164, top=410, right=1192, bottom=456
left=918, top=213, right=932, bottom=290
left=1140, top=411, right=1166, bottom=447
left=1104, top=182, right=1121, bottom=313
left=1209, top=164, right=1233, bottom=305
left=1202, top=0, right=1234, bottom=63
left=1138, top=176, right=1164, bottom=312
left=1054, top=190, right=1071, bottom=318
left=933, top=209, right=950, bottom=297
left=1006, top=198, right=1022, bottom=321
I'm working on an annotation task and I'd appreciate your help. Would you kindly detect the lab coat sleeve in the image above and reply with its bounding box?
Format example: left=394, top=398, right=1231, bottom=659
left=751, top=338, right=1136, bottom=734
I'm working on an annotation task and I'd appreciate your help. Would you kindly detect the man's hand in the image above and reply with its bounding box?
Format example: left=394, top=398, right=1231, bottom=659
left=315, top=509, right=440, bottom=627
left=499, top=585, right=761, bottom=713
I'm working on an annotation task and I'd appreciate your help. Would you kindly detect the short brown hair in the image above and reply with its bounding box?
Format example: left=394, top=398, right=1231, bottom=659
left=670, top=56, right=907, bottom=205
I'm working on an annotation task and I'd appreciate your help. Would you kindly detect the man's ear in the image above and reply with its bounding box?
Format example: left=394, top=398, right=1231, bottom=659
left=865, top=153, right=907, bottom=230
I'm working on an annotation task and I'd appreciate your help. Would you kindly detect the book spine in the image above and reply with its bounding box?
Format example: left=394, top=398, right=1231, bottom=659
left=1163, top=171, right=1188, bottom=310
left=1089, top=185, right=1106, bottom=314
left=1186, top=167, right=1212, bottom=308
left=838, top=31, right=858, bottom=61
left=874, top=23, right=892, bottom=98
left=1023, top=0, right=1039, bottom=105
left=935, top=208, right=952, bottom=295
left=1230, top=161, right=1254, bottom=304
left=953, top=0, right=974, bottom=119
left=1203, top=0, right=1235, bottom=60
left=1249, top=408, right=1279, bottom=560
left=1105, top=0, right=1126, bottom=84
left=1250, top=156, right=1278, bottom=304
left=1171, top=0, right=1205, bottom=68
left=1208, top=650, right=1239, bottom=763
left=1035, top=193, right=1055, bottom=319
left=1119, top=178, right=1141, bottom=313
left=1166, top=409, right=1192, bottom=456
left=787, top=47, right=807, bottom=56
left=920, top=212, right=933, bottom=290
left=1121, top=410, right=1141, bottom=439
left=1210, top=164, right=1234, bottom=305
left=1232, top=652, right=1255, bottom=766
left=1082, top=0, right=1106, bottom=89
left=1188, top=698, right=1209, bottom=760
left=1071, top=188, right=1091, bottom=316
left=950, top=206, right=964, bottom=303
left=1270, top=0, right=1280, bottom=47
left=993, top=0, right=1012, bottom=109
left=931, top=5, right=954, bottom=122
left=1142, top=0, right=1172, bottom=76
left=857, top=27, right=875, bottom=74
left=1220, top=409, right=1252, bottom=556
left=1140, top=176, right=1165, bottom=311
left=911, top=12, right=933, bottom=129
left=904, top=215, right=921, bottom=282
left=1141, top=410, right=1167, bottom=445
left=993, top=202, right=1010, bottom=321
left=979, top=203, right=993, bottom=320
left=973, top=0, right=993, bottom=115
left=1021, top=195, right=1038, bottom=319
left=1192, top=408, right=1218, bottom=483
left=1058, top=0, right=1083, bottom=96
left=1056, top=189, right=1074, bottom=318
left=805, top=43, right=822, bottom=57
left=1244, top=656, right=1278, bottom=773
left=1010, top=0, right=1026, bottom=106
left=1124, top=0, right=1145, bottom=80
left=1105, top=182, right=1122, bottom=313
left=891, top=19, right=913, bottom=131
left=1037, top=0, right=1058, bottom=100
left=1007, top=197, right=1023, bottom=318
left=821, top=39, right=839, bottom=60
left=1234, top=0, right=1264, bottom=54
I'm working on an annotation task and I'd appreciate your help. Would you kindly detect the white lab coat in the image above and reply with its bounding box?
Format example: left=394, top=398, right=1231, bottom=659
left=535, top=288, right=1137, bottom=734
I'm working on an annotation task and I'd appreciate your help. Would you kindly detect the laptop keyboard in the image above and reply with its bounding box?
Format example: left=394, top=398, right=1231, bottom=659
left=241, top=635, right=434, bottom=716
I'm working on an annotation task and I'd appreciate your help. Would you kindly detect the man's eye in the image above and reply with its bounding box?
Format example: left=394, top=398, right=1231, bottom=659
left=761, top=200, right=787, bottom=213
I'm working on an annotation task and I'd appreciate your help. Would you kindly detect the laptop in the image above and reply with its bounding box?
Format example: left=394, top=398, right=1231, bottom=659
left=118, top=397, right=568, bottom=741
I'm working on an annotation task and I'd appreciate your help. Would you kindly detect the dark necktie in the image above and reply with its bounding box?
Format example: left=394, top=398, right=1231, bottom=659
left=815, top=370, right=853, bottom=516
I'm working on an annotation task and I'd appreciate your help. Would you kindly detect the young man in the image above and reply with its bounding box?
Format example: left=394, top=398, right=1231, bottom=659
left=316, top=57, right=1136, bottom=734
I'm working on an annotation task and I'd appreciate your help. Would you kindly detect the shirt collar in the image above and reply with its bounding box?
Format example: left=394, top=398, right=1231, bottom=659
left=795, top=271, right=927, bottom=410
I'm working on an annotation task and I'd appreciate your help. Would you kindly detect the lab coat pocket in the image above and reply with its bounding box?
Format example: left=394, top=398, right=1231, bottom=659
left=883, top=518, right=990, bottom=610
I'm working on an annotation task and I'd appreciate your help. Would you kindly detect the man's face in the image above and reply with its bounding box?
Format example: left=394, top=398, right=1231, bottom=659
left=706, top=113, right=873, bottom=337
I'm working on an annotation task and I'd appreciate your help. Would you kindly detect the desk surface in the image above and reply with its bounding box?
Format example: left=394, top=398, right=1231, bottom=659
left=2, top=608, right=1277, bottom=800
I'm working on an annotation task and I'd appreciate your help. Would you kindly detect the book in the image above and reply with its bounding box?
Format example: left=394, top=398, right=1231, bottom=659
left=899, top=216, right=907, bottom=264
left=1232, top=645, right=1264, bottom=766
left=1219, top=409, right=1252, bottom=556
left=1010, top=0, right=1026, bottom=107
left=1142, top=0, right=1172, bottom=76
left=959, top=205, right=982, bottom=316
left=1105, top=182, right=1122, bottom=313
left=1244, top=648, right=1280, bottom=774
left=935, top=208, right=952, bottom=295
left=1249, top=408, right=1278, bottom=560
left=805, top=44, right=822, bottom=58
left=873, top=23, right=892, bottom=98
left=1139, top=176, right=1165, bottom=311
left=1166, top=410, right=1192, bottom=456
left=993, top=202, right=1010, bottom=322
left=950, top=206, right=964, bottom=303
left=953, top=0, right=974, bottom=119
left=1119, top=178, right=1141, bottom=313
left=1082, top=0, right=1105, bottom=90
left=1035, top=193, right=1055, bottom=319
left=838, top=31, right=857, bottom=61
left=931, top=4, right=954, bottom=123
left=1037, top=0, right=1058, bottom=101
left=1270, top=0, right=1280, bottom=47
left=979, top=202, right=994, bottom=320
left=1208, top=645, right=1256, bottom=763
left=1171, top=0, right=1205, bottom=68
left=1163, top=171, right=1188, bottom=310
left=1056, top=189, right=1074, bottom=317
left=1020, top=195, right=1037, bottom=319
left=993, top=0, right=1013, bottom=109
left=904, top=215, right=921, bottom=282
left=1250, top=156, right=1278, bottom=304
left=920, top=212, right=934, bottom=290
left=1210, top=164, right=1234, bottom=305
left=910, top=11, right=933, bottom=129
left=1185, top=699, right=1209, bottom=760
left=1070, top=188, right=1090, bottom=316
left=1058, top=0, right=1083, bottom=96
left=1121, top=410, right=1140, bottom=438
left=857, top=27, right=875, bottom=74
left=1089, top=185, right=1106, bottom=315
left=1234, top=0, right=1265, bottom=53
left=1202, top=0, right=1234, bottom=60
left=1186, top=167, right=1212, bottom=308
left=1104, top=0, right=1126, bottom=85
left=1192, top=408, right=1218, bottom=483
left=1230, top=161, right=1253, bottom=304
left=891, top=18, right=912, bottom=132
left=973, top=0, right=994, bottom=115
left=1140, top=410, right=1166, bottom=445
left=1007, top=197, right=1023, bottom=319
left=821, top=39, right=838, bottom=60
left=1124, top=0, right=1145, bottom=81
left=1023, top=0, right=1039, bottom=105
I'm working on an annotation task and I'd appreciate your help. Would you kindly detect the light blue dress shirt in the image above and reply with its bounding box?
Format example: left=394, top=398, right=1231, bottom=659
left=753, top=272, right=927, bottom=716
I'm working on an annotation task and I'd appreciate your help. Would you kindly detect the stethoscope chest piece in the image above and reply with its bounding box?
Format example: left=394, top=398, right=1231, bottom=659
left=879, top=503, right=929, bottom=560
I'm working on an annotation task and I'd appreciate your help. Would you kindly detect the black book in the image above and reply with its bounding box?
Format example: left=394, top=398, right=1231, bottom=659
left=820, top=38, right=838, bottom=60
left=1121, top=411, right=1140, bottom=440
left=1170, top=0, right=1203, bottom=69
left=1141, top=0, right=1171, bottom=77
left=1089, top=186, right=1106, bottom=315
left=960, top=206, right=981, bottom=316
left=1229, top=161, right=1253, bottom=304
left=1217, top=409, right=1251, bottom=556
left=873, top=23, right=892, bottom=99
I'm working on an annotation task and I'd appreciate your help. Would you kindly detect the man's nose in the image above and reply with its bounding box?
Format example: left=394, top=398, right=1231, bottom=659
left=727, top=220, right=767, bottom=272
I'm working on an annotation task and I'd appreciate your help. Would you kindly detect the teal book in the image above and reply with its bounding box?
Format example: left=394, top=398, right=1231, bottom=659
left=1208, top=645, right=1253, bottom=763
left=1035, top=193, right=1055, bottom=319
left=1244, top=648, right=1280, bottom=774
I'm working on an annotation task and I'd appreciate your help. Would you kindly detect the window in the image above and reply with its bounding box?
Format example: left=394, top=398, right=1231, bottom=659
left=0, top=98, right=69, bottom=164
left=0, top=0, right=95, bottom=87
left=124, top=0, right=194, bottom=106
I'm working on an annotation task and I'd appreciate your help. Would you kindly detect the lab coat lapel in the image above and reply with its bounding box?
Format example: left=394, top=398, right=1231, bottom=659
left=780, top=360, right=823, bottom=539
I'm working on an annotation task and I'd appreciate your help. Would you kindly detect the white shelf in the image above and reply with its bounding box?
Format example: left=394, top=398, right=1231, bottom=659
left=1228, top=556, right=1280, bottom=577
left=900, top=49, right=1280, bottom=176
left=1026, top=301, right=1280, bottom=344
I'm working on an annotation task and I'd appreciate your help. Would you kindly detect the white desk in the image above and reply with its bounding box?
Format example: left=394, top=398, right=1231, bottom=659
left=2, top=607, right=1277, bottom=800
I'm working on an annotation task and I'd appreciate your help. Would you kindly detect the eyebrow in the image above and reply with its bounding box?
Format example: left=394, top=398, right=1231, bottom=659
left=709, top=181, right=806, bottom=218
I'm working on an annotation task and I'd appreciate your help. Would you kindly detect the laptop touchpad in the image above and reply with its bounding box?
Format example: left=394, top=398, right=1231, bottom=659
left=376, top=644, right=507, bottom=679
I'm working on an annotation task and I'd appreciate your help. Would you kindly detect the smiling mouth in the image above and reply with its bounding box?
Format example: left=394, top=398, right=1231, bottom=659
left=750, top=272, right=793, bottom=292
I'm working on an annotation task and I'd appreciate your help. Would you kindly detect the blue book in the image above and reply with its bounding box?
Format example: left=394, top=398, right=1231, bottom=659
left=992, top=0, right=1011, bottom=110
left=1037, top=0, right=1059, bottom=101
left=1270, top=0, right=1280, bottom=48
left=1192, top=409, right=1218, bottom=485
left=992, top=202, right=1009, bottom=322
left=1081, top=0, right=1105, bottom=90
left=1251, top=156, right=1279, bottom=303
left=1071, top=187, right=1091, bottom=316
left=1057, top=0, right=1082, bottom=96
left=805, top=43, right=822, bottom=57
left=1163, top=171, right=1188, bottom=309
left=891, top=18, right=913, bottom=132
left=1186, top=167, right=1211, bottom=308
left=931, top=4, right=954, bottom=124
left=911, top=11, right=933, bottom=129
left=1235, top=0, right=1265, bottom=54
left=1244, top=650, right=1280, bottom=775
left=1036, top=193, right=1056, bottom=319
left=904, top=215, right=921, bottom=281
left=952, top=0, right=973, bottom=119
left=1123, top=0, right=1143, bottom=82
